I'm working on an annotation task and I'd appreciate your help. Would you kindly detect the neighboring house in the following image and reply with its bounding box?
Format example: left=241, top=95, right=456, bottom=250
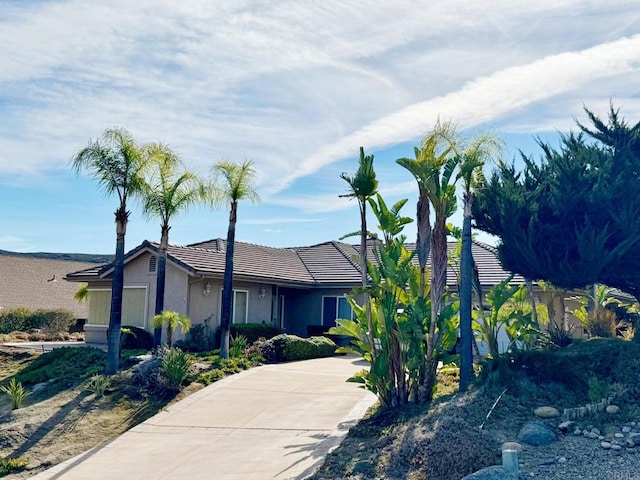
left=66, top=238, right=538, bottom=344
left=0, top=254, right=105, bottom=320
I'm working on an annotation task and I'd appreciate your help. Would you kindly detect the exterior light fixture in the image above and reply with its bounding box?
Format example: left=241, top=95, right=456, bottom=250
left=203, top=282, right=212, bottom=296
left=259, top=286, right=267, bottom=299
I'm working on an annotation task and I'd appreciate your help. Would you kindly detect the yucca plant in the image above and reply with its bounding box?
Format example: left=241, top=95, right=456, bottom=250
left=229, top=334, right=248, bottom=358
left=86, top=374, right=109, bottom=398
left=159, top=347, right=192, bottom=391
left=0, top=378, right=30, bottom=409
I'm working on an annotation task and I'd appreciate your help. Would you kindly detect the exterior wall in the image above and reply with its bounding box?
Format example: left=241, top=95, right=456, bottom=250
left=280, top=287, right=354, bottom=337
left=188, top=280, right=275, bottom=328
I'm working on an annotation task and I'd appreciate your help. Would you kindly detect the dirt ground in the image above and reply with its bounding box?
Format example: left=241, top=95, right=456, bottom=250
left=0, top=347, right=185, bottom=479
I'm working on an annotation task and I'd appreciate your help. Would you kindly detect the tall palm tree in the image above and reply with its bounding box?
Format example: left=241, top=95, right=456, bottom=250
left=397, top=120, right=459, bottom=401
left=72, top=127, right=149, bottom=374
left=142, top=143, right=205, bottom=348
left=456, top=132, right=503, bottom=392
left=213, top=160, right=259, bottom=359
left=340, top=147, right=378, bottom=348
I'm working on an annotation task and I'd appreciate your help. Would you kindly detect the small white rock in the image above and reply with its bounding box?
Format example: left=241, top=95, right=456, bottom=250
left=558, top=456, right=567, bottom=463
left=612, top=444, right=623, bottom=451
left=606, top=405, right=620, bottom=414
left=615, top=433, right=625, bottom=438
left=602, top=441, right=612, bottom=449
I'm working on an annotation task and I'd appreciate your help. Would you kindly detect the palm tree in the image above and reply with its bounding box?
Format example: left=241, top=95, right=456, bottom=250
left=213, top=160, right=259, bottom=359
left=152, top=310, right=191, bottom=347
left=397, top=121, right=458, bottom=401
left=456, top=132, right=503, bottom=392
left=72, top=127, right=149, bottom=374
left=141, top=143, right=204, bottom=348
left=340, top=147, right=378, bottom=349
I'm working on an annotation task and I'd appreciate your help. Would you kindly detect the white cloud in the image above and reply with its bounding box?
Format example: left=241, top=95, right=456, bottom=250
left=284, top=34, right=640, bottom=189
left=244, top=216, right=327, bottom=226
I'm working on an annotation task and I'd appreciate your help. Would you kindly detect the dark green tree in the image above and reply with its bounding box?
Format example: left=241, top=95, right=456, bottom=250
left=473, top=105, right=640, bottom=307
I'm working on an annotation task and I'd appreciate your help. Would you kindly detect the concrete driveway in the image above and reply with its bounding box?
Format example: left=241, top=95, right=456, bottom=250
left=30, top=355, right=377, bottom=480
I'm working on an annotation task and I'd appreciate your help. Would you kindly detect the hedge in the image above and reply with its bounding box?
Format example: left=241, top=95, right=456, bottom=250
left=215, top=323, right=283, bottom=347
left=0, top=308, right=75, bottom=334
left=260, top=334, right=336, bottom=362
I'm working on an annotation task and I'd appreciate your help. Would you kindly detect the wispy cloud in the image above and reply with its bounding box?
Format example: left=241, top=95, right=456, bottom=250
left=244, top=216, right=327, bottom=225
left=282, top=34, right=640, bottom=189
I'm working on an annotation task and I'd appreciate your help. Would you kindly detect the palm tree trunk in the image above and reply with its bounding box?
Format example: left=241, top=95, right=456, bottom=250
left=458, top=195, right=473, bottom=391
left=360, top=202, right=376, bottom=361
left=153, top=226, right=169, bottom=348
left=423, top=210, right=447, bottom=401
left=416, top=190, right=431, bottom=297
left=220, top=201, right=237, bottom=359
left=106, top=208, right=127, bottom=375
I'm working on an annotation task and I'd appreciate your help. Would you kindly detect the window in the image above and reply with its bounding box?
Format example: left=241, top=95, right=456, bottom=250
left=148, top=256, right=157, bottom=273
left=232, top=290, right=248, bottom=323
left=220, top=289, right=249, bottom=324
left=322, top=296, right=353, bottom=327
left=88, top=287, right=148, bottom=328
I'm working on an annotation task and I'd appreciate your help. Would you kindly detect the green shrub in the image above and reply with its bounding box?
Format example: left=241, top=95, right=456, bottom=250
left=16, top=347, right=105, bottom=384
left=197, top=369, right=225, bottom=385
left=176, top=324, right=213, bottom=352
left=215, top=323, right=283, bottom=347
left=120, top=326, right=153, bottom=350
left=489, top=339, right=640, bottom=407
left=0, top=378, right=30, bottom=409
left=159, top=347, right=192, bottom=391
left=86, top=374, right=109, bottom=398
left=0, top=457, right=28, bottom=476
left=0, top=308, right=32, bottom=333
left=229, top=335, right=248, bottom=358
left=260, top=334, right=336, bottom=362
left=30, top=309, right=75, bottom=333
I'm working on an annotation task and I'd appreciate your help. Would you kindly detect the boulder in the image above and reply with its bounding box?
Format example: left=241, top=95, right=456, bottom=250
left=534, top=406, right=560, bottom=418
left=517, top=421, right=556, bottom=446
left=460, top=465, right=517, bottom=480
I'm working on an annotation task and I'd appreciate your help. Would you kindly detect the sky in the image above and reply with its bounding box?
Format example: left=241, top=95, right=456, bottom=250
left=1, top=1, right=640, bottom=254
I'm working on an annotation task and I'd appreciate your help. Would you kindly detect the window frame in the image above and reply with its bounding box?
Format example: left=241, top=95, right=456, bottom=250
left=321, top=295, right=354, bottom=327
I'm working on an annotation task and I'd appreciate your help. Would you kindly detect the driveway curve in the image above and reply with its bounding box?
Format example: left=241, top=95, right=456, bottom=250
left=31, top=355, right=376, bottom=480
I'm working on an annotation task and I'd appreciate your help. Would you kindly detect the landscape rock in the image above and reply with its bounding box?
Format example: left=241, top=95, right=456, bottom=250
left=460, top=465, right=517, bottom=480
left=601, top=441, right=612, bottom=449
left=534, top=406, right=560, bottom=418
left=517, top=421, right=556, bottom=446
left=606, top=405, right=620, bottom=414
left=558, top=420, right=574, bottom=432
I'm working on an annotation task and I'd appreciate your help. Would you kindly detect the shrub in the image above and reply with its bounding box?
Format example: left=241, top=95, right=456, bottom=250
left=259, top=334, right=336, bottom=362
left=0, top=308, right=32, bottom=333
left=197, top=369, right=225, bottom=385
left=215, top=323, right=283, bottom=347
left=120, top=326, right=153, bottom=351
left=175, top=323, right=213, bottom=352
left=229, top=335, right=248, bottom=358
left=0, top=378, right=30, bottom=409
left=30, top=309, right=75, bottom=333
left=86, top=374, right=109, bottom=398
left=0, top=457, right=28, bottom=476
left=159, top=347, right=192, bottom=391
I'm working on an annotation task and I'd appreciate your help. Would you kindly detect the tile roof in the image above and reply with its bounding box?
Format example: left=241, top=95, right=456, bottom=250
left=66, top=238, right=522, bottom=289
left=0, top=255, right=97, bottom=318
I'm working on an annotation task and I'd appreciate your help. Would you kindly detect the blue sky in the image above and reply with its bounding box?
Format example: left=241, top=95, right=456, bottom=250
left=1, top=1, right=639, bottom=254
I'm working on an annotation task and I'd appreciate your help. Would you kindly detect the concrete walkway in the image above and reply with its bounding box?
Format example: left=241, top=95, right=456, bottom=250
left=31, top=355, right=377, bottom=480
